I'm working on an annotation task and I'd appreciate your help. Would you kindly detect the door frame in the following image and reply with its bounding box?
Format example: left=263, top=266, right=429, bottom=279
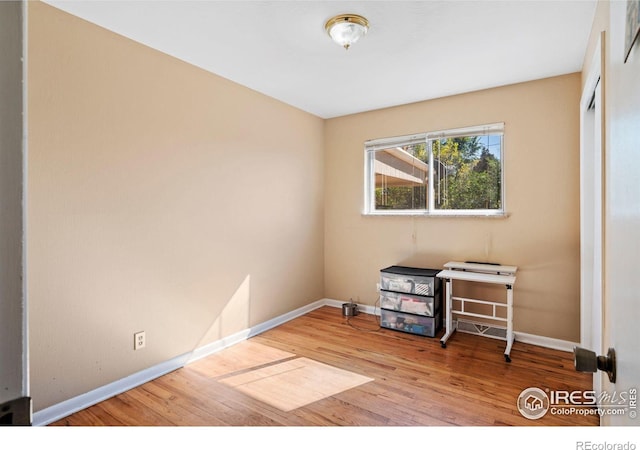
left=579, top=32, right=605, bottom=397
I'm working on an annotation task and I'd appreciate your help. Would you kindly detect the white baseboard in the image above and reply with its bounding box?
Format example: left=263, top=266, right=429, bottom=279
left=32, top=298, right=577, bottom=425
left=512, top=331, right=579, bottom=353
left=324, top=298, right=381, bottom=316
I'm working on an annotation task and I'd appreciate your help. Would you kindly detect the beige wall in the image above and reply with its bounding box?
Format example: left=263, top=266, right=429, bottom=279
left=324, top=74, right=582, bottom=341
left=28, top=2, right=324, bottom=411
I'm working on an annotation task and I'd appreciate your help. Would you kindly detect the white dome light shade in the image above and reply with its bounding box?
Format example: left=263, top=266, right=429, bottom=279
left=325, top=14, right=369, bottom=50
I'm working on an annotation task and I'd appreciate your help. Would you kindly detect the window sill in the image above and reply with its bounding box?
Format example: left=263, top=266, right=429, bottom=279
left=362, top=210, right=510, bottom=218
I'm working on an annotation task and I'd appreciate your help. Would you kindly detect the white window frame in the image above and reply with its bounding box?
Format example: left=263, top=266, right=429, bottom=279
left=364, top=123, right=506, bottom=217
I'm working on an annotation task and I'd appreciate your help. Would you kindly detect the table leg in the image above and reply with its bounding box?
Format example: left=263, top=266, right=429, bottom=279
left=440, top=278, right=455, bottom=348
left=504, top=284, right=514, bottom=362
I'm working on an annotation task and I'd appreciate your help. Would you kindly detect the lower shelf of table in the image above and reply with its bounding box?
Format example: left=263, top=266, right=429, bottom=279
left=440, top=319, right=515, bottom=362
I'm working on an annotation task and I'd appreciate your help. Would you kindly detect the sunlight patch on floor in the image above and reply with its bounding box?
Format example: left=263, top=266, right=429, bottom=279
left=218, top=357, right=374, bottom=412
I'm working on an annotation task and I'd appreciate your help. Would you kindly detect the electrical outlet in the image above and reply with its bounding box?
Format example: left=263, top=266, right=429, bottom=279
left=134, top=331, right=146, bottom=350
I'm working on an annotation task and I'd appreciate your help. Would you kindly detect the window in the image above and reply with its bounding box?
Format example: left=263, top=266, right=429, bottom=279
left=364, top=123, right=505, bottom=216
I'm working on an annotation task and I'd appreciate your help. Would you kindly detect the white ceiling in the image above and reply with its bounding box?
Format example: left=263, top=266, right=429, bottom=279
left=43, top=0, right=597, bottom=119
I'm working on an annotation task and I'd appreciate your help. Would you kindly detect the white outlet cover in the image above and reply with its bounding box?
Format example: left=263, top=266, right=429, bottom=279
left=134, top=331, right=146, bottom=350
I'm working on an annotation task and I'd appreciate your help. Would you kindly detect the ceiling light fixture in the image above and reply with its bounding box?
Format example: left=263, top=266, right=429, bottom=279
left=324, top=14, right=370, bottom=50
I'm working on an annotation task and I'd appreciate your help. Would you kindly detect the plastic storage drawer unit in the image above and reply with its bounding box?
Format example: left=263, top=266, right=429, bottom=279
left=379, top=265, right=442, bottom=338
left=380, top=266, right=441, bottom=296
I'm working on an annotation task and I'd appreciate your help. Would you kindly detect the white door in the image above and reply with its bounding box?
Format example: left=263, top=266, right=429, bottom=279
left=602, top=1, right=640, bottom=426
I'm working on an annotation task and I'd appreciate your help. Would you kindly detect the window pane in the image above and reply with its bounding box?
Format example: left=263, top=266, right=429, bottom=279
left=373, top=143, right=428, bottom=210
left=433, top=135, right=502, bottom=210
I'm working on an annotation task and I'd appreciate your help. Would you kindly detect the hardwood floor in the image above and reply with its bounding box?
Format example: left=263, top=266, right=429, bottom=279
left=51, top=306, right=599, bottom=426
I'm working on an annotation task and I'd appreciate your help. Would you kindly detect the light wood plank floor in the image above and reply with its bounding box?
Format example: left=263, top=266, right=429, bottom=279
left=51, top=306, right=599, bottom=426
